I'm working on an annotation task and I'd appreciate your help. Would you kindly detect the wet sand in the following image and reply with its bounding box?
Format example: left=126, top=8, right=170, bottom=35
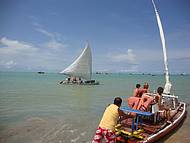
left=0, top=117, right=91, bottom=143
left=0, top=112, right=189, bottom=143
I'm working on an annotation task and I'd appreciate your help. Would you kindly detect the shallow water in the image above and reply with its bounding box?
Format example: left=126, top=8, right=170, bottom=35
left=0, top=72, right=189, bottom=143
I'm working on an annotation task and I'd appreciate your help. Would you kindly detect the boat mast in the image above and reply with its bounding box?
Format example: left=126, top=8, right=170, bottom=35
left=152, top=0, right=172, bottom=94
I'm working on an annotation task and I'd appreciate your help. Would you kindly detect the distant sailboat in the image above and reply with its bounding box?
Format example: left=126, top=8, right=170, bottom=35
left=59, top=42, right=99, bottom=85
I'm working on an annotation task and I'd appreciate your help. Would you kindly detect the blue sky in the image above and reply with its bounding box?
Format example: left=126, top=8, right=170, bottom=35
left=0, top=0, right=190, bottom=73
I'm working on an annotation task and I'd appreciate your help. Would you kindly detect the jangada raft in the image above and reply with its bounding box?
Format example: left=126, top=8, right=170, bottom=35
left=116, top=100, right=186, bottom=143
left=59, top=42, right=99, bottom=85
left=115, top=0, right=187, bottom=142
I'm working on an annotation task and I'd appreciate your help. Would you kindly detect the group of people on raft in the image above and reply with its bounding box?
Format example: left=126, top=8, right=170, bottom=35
left=92, top=83, right=169, bottom=143
left=130, top=82, right=161, bottom=112
left=59, top=76, right=83, bottom=84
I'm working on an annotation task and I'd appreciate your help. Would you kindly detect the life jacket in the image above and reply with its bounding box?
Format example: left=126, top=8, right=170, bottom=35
left=127, top=97, right=141, bottom=110
left=137, top=94, right=154, bottom=112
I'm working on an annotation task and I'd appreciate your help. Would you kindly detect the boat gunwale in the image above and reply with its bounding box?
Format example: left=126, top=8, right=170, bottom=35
left=143, top=102, right=186, bottom=143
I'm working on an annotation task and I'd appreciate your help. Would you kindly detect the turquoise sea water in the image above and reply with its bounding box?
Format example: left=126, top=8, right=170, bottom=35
left=0, top=72, right=190, bottom=143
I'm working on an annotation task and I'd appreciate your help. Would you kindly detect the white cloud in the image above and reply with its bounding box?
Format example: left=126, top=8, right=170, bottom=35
left=44, top=39, right=66, bottom=50
left=110, top=49, right=138, bottom=64
left=35, top=27, right=54, bottom=38
left=97, top=49, right=139, bottom=72
left=0, top=21, right=69, bottom=72
left=0, top=37, right=39, bottom=69
left=0, top=37, right=38, bottom=55
left=0, top=37, right=66, bottom=71
left=34, top=24, right=67, bottom=50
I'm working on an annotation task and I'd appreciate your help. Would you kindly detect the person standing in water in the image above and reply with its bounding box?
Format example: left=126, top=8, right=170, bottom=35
left=92, top=97, right=134, bottom=143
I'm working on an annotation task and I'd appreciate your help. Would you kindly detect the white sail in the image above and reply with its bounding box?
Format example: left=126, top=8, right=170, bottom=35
left=60, top=42, right=92, bottom=80
left=152, top=0, right=172, bottom=94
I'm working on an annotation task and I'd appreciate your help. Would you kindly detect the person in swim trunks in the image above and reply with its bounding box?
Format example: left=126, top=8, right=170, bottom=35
left=92, top=97, right=133, bottom=143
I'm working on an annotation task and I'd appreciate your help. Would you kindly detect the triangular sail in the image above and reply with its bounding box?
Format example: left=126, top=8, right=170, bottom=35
left=60, top=42, right=92, bottom=80
left=152, top=0, right=172, bottom=94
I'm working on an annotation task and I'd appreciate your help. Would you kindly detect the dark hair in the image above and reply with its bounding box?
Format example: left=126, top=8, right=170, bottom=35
left=157, top=87, right=164, bottom=95
left=114, top=97, right=122, bottom=106
left=136, top=84, right=141, bottom=88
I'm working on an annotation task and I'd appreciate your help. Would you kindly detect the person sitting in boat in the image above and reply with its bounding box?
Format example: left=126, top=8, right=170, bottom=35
left=154, top=86, right=164, bottom=108
left=70, top=76, right=77, bottom=83
left=136, top=86, right=162, bottom=112
left=137, top=82, right=150, bottom=96
left=127, top=96, right=141, bottom=110
left=60, top=77, right=71, bottom=84
left=137, top=93, right=154, bottom=112
left=134, top=83, right=149, bottom=97
left=154, top=87, right=171, bottom=121
left=77, top=77, right=83, bottom=84
left=66, top=77, right=71, bottom=83
left=142, top=82, right=150, bottom=94
left=133, top=84, right=142, bottom=97
left=92, top=97, right=134, bottom=143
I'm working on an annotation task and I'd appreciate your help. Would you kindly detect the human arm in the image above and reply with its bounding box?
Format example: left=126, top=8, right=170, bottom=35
left=118, top=108, right=135, bottom=119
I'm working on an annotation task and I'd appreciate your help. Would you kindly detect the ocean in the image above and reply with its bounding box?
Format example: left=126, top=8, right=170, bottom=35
left=0, top=72, right=189, bottom=143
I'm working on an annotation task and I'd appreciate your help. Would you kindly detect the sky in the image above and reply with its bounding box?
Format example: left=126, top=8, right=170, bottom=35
left=0, top=0, right=190, bottom=73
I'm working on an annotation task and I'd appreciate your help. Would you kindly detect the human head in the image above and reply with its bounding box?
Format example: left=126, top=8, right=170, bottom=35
left=136, top=84, right=141, bottom=88
left=157, top=87, right=164, bottom=95
left=114, top=97, right=122, bottom=107
left=143, top=82, right=149, bottom=89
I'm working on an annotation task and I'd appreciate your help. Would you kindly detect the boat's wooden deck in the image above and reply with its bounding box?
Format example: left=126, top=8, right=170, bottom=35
left=116, top=104, right=185, bottom=143
left=120, top=118, right=164, bottom=134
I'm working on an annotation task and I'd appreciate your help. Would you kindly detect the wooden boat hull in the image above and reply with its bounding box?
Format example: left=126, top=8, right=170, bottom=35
left=60, top=82, right=100, bottom=85
left=143, top=102, right=186, bottom=143
left=117, top=102, right=186, bottom=143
